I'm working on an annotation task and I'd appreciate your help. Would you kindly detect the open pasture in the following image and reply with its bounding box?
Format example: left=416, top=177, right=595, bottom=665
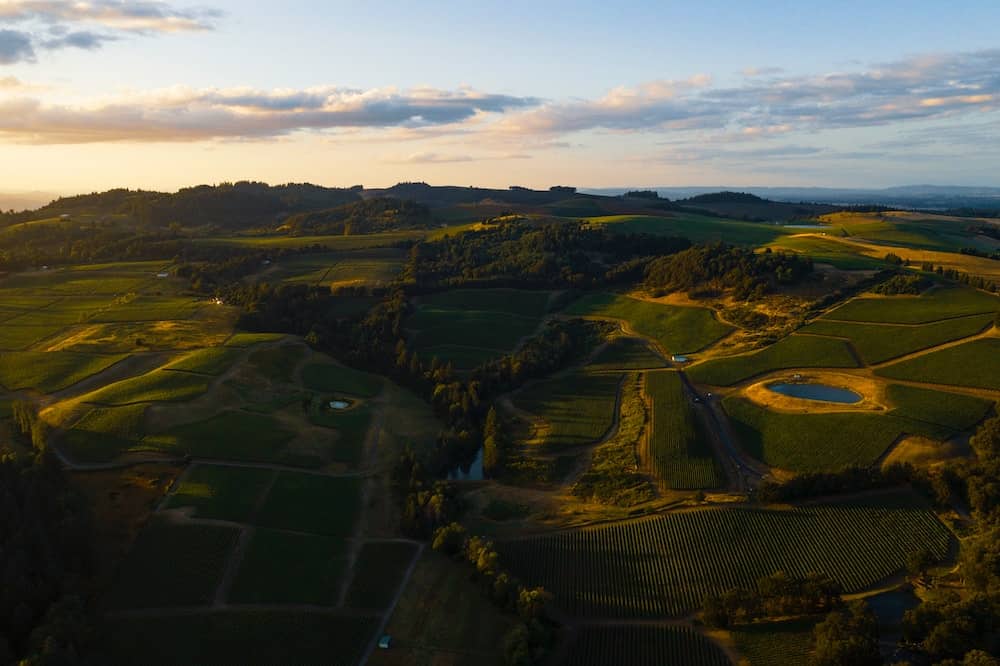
left=560, top=625, right=731, bottom=666
left=588, top=336, right=666, bottom=371
left=195, top=229, right=426, bottom=249
left=819, top=211, right=999, bottom=253
left=165, top=346, right=245, bottom=376
left=163, top=464, right=274, bottom=522
left=224, top=332, right=286, bottom=347
left=407, top=289, right=552, bottom=368
left=368, top=550, right=514, bottom=666
left=82, top=368, right=211, bottom=405
left=91, top=295, right=201, bottom=322
left=688, top=335, right=858, bottom=386
left=60, top=404, right=147, bottom=462
left=141, top=411, right=295, bottom=462
left=301, top=361, right=383, bottom=397
left=801, top=313, right=994, bottom=364
left=587, top=213, right=793, bottom=246
left=767, top=234, right=887, bottom=271
left=513, top=371, right=622, bottom=449
left=0, top=323, right=68, bottom=350
left=229, top=529, right=348, bottom=605
left=344, top=541, right=421, bottom=611
left=44, top=317, right=235, bottom=352
left=248, top=343, right=306, bottom=384
left=564, top=293, right=732, bottom=354
left=420, top=288, right=553, bottom=317
left=725, top=397, right=910, bottom=471
left=876, top=337, right=1000, bottom=391
left=885, top=384, right=995, bottom=435
left=103, top=518, right=238, bottom=610
left=0, top=350, right=126, bottom=392
left=824, top=285, right=998, bottom=324
left=103, top=610, right=378, bottom=666
left=646, top=371, right=723, bottom=489
left=498, top=490, right=950, bottom=618
left=255, top=472, right=362, bottom=536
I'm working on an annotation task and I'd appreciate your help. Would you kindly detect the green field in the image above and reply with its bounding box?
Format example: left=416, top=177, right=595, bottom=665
left=876, top=338, right=1000, bottom=390
left=103, top=611, right=377, bottom=666
left=344, top=541, right=420, bottom=611
left=229, top=529, right=349, bottom=605
left=420, top=288, right=553, bottom=317
left=264, top=249, right=405, bottom=286
left=647, top=371, right=723, bottom=489
left=307, top=404, right=372, bottom=466
left=824, top=286, right=999, bottom=324
left=725, top=397, right=906, bottom=471
left=688, top=335, right=859, bottom=386
left=248, top=344, right=306, bottom=384
left=0, top=351, right=126, bottom=392
left=165, top=347, right=245, bottom=376
left=802, top=313, right=994, bottom=364
left=886, top=384, right=995, bottom=437
left=163, top=465, right=275, bottom=522
left=588, top=213, right=793, bottom=246
left=0, top=323, right=67, bottom=350
left=224, top=332, right=287, bottom=347
left=514, top=371, right=622, bottom=449
left=62, top=404, right=148, bottom=462
left=92, top=296, right=200, bottom=322
left=768, top=235, right=887, bottom=270
left=82, top=369, right=211, bottom=405
left=560, top=625, right=731, bottom=666
left=103, top=518, right=238, bottom=609
left=405, top=289, right=554, bottom=369
left=301, top=361, right=383, bottom=397
left=498, top=490, right=950, bottom=618
left=564, top=293, right=732, bottom=354
left=369, top=550, right=513, bottom=666
left=195, top=229, right=426, bottom=249
left=255, top=472, right=362, bottom=536
left=141, top=411, right=295, bottom=462
left=733, top=618, right=817, bottom=666
left=587, top=337, right=666, bottom=371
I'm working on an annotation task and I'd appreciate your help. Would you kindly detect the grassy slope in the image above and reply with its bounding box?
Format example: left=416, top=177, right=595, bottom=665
left=802, top=313, right=994, bottom=364
left=0, top=351, right=127, bottom=392
left=514, top=371, right=622, bottom=449
left=163, top=465, right=274, bottom=521
left=565, top=293, right=731, bottom=354
left=824, top=286, right=999, bottom=324
left=876, top=337, right=1000, bottom=390
left=688, top=335, right=858, bottom=386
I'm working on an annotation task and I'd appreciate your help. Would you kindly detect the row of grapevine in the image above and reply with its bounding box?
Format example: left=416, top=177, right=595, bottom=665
left=646, top=370, right=724, bottom=489
left=498, top=489, right=951, bottom=618
left=561, top=624, right=732, bottom=666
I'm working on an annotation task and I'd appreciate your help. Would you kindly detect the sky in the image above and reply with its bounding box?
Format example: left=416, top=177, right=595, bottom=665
left=1, top=0, right=1000, bottom=198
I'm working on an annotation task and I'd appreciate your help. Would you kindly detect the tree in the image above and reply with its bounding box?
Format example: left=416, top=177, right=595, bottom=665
left=482, top=406, right=503, bottom=475
left=811, top=600, right=880, bottom=666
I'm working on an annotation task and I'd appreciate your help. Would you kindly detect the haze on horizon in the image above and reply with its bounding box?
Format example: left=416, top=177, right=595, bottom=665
left=1, top=0, right=1000, bottom=197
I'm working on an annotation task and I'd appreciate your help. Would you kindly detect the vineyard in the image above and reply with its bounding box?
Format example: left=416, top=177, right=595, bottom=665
left=498, top=490, right=951, bottom=618
left=646, top=371, right=723, bottom=489
left=560, top=625, right=731, bottom=666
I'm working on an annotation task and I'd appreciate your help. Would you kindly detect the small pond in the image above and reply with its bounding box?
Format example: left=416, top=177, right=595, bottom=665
left=768, top=382, right=862, bottom=404
left=447, top=447, right=484, bottom=481
left=329, top=399, right=351, bottom=410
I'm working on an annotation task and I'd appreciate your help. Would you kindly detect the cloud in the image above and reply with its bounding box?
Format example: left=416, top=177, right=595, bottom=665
left=0, top=1, right=220, bottom=33
left=386, top=152, right=533, bottom=164
left=495, top=49, right=1000, bottom=137
left=0, top=86, right=541, bottom=143
left=741, top=66, right=785, bottom=77
left=0, top=29, right=35, bottom=64
left=0, top=1, right=218, bottom=64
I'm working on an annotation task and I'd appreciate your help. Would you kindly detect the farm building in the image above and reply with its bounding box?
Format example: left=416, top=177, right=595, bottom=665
left=671, top=355, right=689, bottom=363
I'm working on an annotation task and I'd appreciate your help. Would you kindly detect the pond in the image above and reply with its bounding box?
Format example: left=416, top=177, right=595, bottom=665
left=328, top=399, right=351, bottom=410
left=768, top=382, right=862, bottom=404
left=447, top=447, right=484, bottom=481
